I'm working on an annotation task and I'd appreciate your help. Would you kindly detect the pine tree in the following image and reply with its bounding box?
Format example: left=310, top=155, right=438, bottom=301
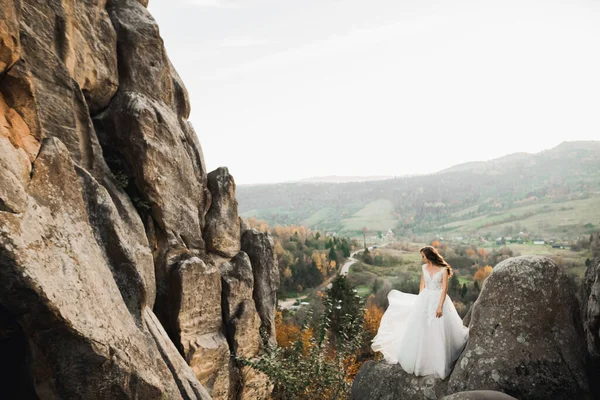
left=329, top=247, right=338, bottom=262
left=449, top=273, right=460, bottom=296
left=460, top=283, right=468, bottom=299
left=325, top=275, right=364, bottom=344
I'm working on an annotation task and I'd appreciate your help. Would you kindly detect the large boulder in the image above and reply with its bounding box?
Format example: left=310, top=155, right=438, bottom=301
left=441, top=391, right=518, bottom=400
left=241, top=229, right=280, bottom=345
left=204, top=167, right=241, bottom=258
left=351, top=361, right=447, bottom=400
left=448, top=256, right=591, bottom=399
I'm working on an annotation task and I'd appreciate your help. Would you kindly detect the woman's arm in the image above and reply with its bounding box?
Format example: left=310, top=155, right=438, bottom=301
left=419, top=271, right=425, bottom=294
left=436, top=269, right=449, bottom=318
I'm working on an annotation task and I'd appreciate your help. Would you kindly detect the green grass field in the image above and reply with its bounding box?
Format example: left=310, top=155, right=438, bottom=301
left=301, top=207, right=335, bottom=227
left=340, top=199, right=398, bottom=231
left=439, top=196, right=600, bottom=237
left=478, top=242, right=592, bottom=279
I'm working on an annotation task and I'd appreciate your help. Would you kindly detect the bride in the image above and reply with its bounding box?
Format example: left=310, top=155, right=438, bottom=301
left=371, top=245, right=469, bottom=380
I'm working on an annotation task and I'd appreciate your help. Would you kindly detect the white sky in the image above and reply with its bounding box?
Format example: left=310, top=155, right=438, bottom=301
left=148, top=0, right=600, bottom=184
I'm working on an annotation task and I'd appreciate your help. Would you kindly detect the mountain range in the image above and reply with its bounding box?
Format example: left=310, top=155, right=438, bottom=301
left=237, top=141, right=600, bottom=240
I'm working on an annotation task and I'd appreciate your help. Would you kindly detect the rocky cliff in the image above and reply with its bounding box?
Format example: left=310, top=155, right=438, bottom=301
left=352, top=255, right=596, bottom=400
left=0, top=1, right=277, bottom=399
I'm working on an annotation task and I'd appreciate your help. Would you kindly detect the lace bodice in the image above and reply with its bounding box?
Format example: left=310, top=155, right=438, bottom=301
left=422, top=264, right=444, bottom=290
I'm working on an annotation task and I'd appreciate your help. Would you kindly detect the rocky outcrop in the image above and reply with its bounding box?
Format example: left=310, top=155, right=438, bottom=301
left=352, top=256, right=592, bottom=400
left=204, top=167, right=241, bottom=258
left=581, top=256, right=600, bottom=397
left=352, top=362, right=446, bottom=400
left=0, top=137, right=205, bottom=399
left=168, top=256, right=230, bottom=399
left=448, top=256, right=589, bottom=399
left=441, top=391, right=518, bottom=400
left=0, top=0, right=19, bottom=74
left=221, top=251, right=270, bottom=400
left=242, top=229, right=280, bottom=346
left=0, top=1, right=277, bottom=399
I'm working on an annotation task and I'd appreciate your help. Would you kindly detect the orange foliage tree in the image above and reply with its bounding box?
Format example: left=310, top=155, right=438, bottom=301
left=344, top=295, right=385, bottom=382
left=275, top=311, right=301, bottom=348
left=473, top=265, right=493, bottom=284
left=477, top=248, right=488, bottom=260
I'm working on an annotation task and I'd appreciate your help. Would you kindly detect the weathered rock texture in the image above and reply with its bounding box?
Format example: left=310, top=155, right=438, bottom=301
left=352, top=256, right=592, bottom=400
left=448, top=256, right=589, bottom=399
left=0, top=1, right=277, bottom=399
left=441, top=391, right=518, bottom=400
left=581, top=256, right=600, bottom=397
left=352, top=361, right=447, bottom=400
left=242, top=228, right=280, bottom=346
left=221, top=251, right=270, bottom=400
left=204, top=167, right=241, bottom=258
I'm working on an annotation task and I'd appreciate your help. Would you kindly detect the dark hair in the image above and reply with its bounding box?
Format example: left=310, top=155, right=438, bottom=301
left=420, top=245, right=453, bottom=277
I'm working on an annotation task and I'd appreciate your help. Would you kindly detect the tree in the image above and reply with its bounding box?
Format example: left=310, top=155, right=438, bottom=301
left=325, top=275, right=364, bottom=343
left=361, top=227, right=368, bottom=249
left=449, top=273, right=460, bottom=296
left=242, top=276, right=364, bottom=399
left=329, top=247, right=338, bottom=263
left=474, top=265, right=493, bottom=284
left=460, top=283, right=468, bottom=299
left=477, top=248, right=488, bottom=260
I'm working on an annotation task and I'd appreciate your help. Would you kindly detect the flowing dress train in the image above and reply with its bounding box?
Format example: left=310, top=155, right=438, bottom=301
left=371, top=264, right=469, bottom=379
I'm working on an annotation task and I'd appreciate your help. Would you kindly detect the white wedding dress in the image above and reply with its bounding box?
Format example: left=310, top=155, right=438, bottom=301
left=371, top=264, right=469, bottom=380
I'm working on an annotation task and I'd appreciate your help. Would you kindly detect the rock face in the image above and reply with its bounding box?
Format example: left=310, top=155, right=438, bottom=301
left=242, top=229, right=280, bottom=346
left=221, top=252, right=271, bottom=400
left=352, top=256, right=592, bottom=400
left=0, top=1, right=277, bottom=399
left=204, top=167, right=241, bottom=258
left=581, top=256, right=600, bottom=397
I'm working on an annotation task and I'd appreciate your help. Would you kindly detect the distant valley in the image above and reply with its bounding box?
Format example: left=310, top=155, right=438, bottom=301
left=237, top=141, right=600, bottom=241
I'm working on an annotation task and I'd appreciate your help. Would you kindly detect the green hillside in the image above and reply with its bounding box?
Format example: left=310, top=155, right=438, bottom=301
left=237, top=141, right=600, bottom=240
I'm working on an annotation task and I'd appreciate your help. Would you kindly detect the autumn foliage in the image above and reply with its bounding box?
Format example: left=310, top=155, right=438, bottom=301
left=245, top=217, right=356, bottom=296
left=474, top=265, right=493, bottom=283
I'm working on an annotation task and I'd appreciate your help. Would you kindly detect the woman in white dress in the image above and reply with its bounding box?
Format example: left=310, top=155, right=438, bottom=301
left=371, top=245, right=469, bottom=380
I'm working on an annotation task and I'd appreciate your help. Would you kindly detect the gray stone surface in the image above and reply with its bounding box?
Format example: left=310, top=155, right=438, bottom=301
left=448, top=256, right=590, bottom=400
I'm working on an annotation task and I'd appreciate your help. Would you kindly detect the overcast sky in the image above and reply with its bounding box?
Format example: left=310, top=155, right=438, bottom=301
left=148, top=0, right=600, bottom=184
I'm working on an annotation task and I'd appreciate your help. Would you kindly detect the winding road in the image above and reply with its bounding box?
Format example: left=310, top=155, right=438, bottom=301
left=279, top=243, right=387, bottom=310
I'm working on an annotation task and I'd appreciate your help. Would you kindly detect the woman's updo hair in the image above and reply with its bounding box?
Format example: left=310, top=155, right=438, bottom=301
left=420, top=245, right=453, bottom=277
